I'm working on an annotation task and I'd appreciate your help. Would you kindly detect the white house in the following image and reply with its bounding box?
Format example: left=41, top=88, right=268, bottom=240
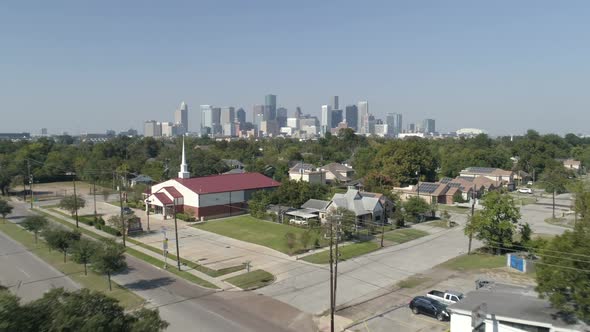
left=326, top=188, right=384, bottom=226
left=288, top=162, right=326, bottom=184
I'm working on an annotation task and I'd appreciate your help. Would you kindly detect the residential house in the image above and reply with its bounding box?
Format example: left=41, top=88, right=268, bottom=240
left=562, top=159, right=581, bottom=172
left=459, top=167, right=514, bottom=188
left=395, top=182, right=465, bottom=205
left=288, top=162, right=326, bottom=184
left=130, top=174, right=154, bottom=187
left=321, top=163, right=355, bottom=184
left=327, top=188, right=384, bottom=226
left=449, top=283, right=586, bottom=332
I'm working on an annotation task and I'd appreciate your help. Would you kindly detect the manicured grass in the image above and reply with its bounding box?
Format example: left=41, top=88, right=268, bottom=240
left=425, top=220, right=450, bottom=228
left=194, top=215, right=327, bottom=255
left=545, top=217, right=575, bottom=228
left=224, top=270, right=275, bottom=290
left=438, top=205, right=471, bottom=214
left=36, top=209, right=220, bottom=288
left=383, top=228, right=429, bottom=244
left=397, top=276, right=431, bottom=289
left=439, top=253, right=505, bottom=271
left=301, top=241, right=381, bottom=264
left=0, top=221, right=144, bottom=309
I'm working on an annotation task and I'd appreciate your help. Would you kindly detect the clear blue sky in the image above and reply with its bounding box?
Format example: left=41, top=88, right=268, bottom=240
left=2, top=0, right=590, bottom=135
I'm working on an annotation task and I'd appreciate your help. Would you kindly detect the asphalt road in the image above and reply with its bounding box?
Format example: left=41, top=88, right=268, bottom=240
left=0, top=230, right=80, bottom=302
left=4, top=199, right=315, bottom=332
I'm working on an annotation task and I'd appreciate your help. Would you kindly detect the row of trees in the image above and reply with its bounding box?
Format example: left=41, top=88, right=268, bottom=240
left=1, top=130, right=589, bottom=196
left=21, top=215, right=126, bottom=290
left=0, top=287, right=167, bottom=332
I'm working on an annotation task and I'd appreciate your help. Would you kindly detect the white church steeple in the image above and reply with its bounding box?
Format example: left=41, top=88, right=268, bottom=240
left=178, top=136, right=190, bottom=179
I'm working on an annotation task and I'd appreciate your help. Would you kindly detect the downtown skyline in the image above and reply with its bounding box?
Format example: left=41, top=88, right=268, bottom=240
left=3, top=1, right=590, bottom=135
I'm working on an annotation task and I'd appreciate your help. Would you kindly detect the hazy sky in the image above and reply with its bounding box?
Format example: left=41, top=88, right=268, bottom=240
left=2, top=1, right=590, bottom=136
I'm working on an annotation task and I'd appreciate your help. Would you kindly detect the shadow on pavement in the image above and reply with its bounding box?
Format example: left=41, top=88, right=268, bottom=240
left=123, top=276, right=175, bottom=290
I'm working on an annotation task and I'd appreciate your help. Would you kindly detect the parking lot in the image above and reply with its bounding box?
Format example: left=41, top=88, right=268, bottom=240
left=350, top=305, right=449, bottom=332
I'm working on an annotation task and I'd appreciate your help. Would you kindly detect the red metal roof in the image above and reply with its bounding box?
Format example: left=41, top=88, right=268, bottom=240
left=153, top=192, right=173, bottom=205
left=163, top=186, right=183, bottom=198
left=175, top=172, right=280, bottom=194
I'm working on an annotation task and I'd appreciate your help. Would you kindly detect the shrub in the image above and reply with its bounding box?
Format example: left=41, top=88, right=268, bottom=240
left=100, top=224, right=122, bottom=236
left=175, top=213, right=194, bottom=222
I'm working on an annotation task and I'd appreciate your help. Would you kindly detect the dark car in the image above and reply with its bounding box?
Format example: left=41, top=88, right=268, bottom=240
left=409, top=296, right=450, bottom=321
left=122, top=207, right=134, bottom=215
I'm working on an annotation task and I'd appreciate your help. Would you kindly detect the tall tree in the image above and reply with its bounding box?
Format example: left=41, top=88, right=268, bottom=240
left=402, top=196, right=430, bottom=223
left=22, top=215, right=48, bottom=245
left=92, top=239, right=127, bottom=291
left=71, top=238, right=97, bottom=275
left=44, top=227, right=81, bottom=262
left=466, top=191, right=521, bottom=254
left=0, top=199, right=13, bottom=221
left=58, top=194, right=86, bottom=217
left=536, top=224, right=590, bottom=323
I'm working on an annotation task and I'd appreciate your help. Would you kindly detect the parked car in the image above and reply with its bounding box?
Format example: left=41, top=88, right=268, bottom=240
left=518, top=188, right=533, bottom=194
left=475, top=278, right=494, bottom=290
left=409, top=296, right=450, bottom=321
left=122, top=207, right=134, bottom=215
left=527, top=181, right=533, bottom=185
left=426, top=290, right=464, bottom=304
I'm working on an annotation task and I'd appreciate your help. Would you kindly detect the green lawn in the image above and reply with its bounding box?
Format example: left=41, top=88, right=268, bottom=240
left=438, top=205, right=471, bottom=214
left=194, top=215, right=326, bottom=255
left=439, top=253, right=505, bottom=271
left=301, top=241, right=381, bottom=264
left=545, top=217, right=575, bottom=228
left=224, top=270, right=275, bottom=290
left=383, top=228, right=429, bottom=244
left=0, top=221, right=144, bottom=309
left=425, top=220, right=450, bottom=228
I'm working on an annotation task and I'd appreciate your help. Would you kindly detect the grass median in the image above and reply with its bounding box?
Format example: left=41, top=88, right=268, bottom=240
left=301, top=241, right=381, bottom=264
left=383, top=228, right=429, bottom=244
left=439, top=253, right=505, bottom=271
left=224, top=270, right=275, bottom=290
left=0, top=221, right=144, bottom=309
left=34, top=208, right=220, bottom=289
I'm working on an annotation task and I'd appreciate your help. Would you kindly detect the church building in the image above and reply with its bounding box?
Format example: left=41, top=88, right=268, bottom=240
left=145, top=138, right=280, bottom=220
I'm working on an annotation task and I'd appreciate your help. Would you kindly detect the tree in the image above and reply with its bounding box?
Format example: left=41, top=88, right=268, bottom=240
left=71, top=238, right=97, bottom=275
left=440, top=210, right=452, bottom=227
left=326, top=207, right=357, bottom=240
left=536, top=225, right=590, bottom=322
left=539, top=165, right=573, bottom=194
left=58, top=194, right=86, bottom=217
left=402, top=196, right=430, bottom=223
left=0, top=199, right=13, bottom=222
left=300, top=230, right=312, bottom=250
left=0, top=287, right=167, bottom=331
left=284, top=232, right=296, bottom=254
left=22, top=215, right=48, bottom=245
left=102, top=189, right=111, bottom=203
left=519, top=222, right=532, bottom=246
left=466, top=191, right=521, bottom=254
left=92, top=239, right=127, bottom=291
left=44, top=227, right=81, bottom=262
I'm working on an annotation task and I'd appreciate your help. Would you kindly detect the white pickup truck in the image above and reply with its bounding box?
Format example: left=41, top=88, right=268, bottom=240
left=426, top=290, right=464, bottom=304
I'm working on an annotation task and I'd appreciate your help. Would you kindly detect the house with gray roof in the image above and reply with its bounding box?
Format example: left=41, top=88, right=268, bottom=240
left=327, top=188, right=384, bottom=226
left=321, top=162, right=355, bottom=184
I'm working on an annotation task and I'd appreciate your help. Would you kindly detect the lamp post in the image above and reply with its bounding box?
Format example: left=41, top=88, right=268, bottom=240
left=532, top=180, right=557, bottom=219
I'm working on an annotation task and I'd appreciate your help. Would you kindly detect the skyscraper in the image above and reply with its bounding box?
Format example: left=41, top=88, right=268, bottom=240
left=423, top=119, right=436, bottom=134
left=331, top=96, right=339, bottom=110
left=386, top=112, right=403, bottom=136
left=358, top=101, right=369, bottom=135
left=236, top=108, right=246, bottom=126
left=345, top=105, right=358, bottom=131
left=264, top=94, right=277, bottom=120
left=331, top=109, right=343, bottom=129
left=321, top=105, right=332, bottom=136
left=200, top=105, right=213, bottom=133
left=220, top=107, right=235, bottom=125
left=211, top=107, right=222, bottom=135
left=253, top=104, right=264, bottom=130
left=174, top=101, right=188, bottom=135
left=277, top=107, right=288, bottom=127
left=294, top=107, right=303, bottom=119
left=144, top=120, right=160, bottom=137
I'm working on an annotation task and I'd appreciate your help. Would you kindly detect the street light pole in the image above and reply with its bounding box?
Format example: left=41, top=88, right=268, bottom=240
left=71, top=172, right=79, bottom=228
left=173, top=198, right=181, bottom=270
left=146, top=199, right=151, bottom=232
left=93, top=178, right=97, bottom=223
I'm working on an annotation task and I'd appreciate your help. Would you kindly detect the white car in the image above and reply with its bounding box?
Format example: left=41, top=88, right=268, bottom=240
left=518, top=188, right=533, bottom=194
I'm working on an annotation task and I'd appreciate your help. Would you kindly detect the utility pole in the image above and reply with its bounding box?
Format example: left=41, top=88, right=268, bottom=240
left=468, top=184, right=475, bottom=254
left=333, top=214, right=341, bottom=315
left=380, top=208, right=387, bottom=247
left=28, top=161, right=33, bottom=209
left=146, top=198, right=151, bottom=232
left=118, top=172, right=126, bottom=247
left=173, top=198, right=181, bottom=270
left=72, top=172, right=79, bottom=228
left=328, top=216, right=335, bottom=332
left=93, top=178, right=97, bottom=223
left=552, top=189, right=556, bottom=219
